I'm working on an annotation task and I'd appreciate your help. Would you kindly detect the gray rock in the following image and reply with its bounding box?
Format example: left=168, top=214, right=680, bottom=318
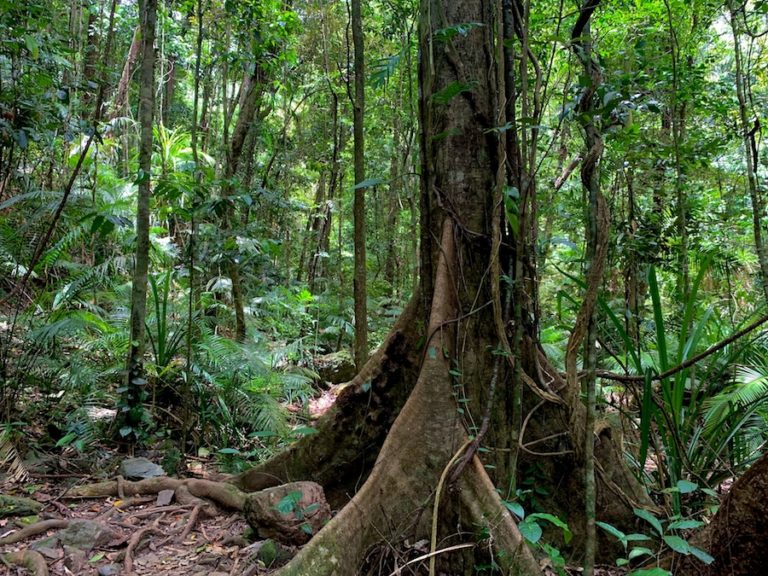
left=119, top=457, right=166, bottom=480
left=30, top=536, right=61, bottom=559
left=58, top=519, right=116, bottom=552
left=313, top=350, right=356, bottom=385
left=156, top=489, right=174, bottom=506
left=98, top=563, right=121, bottom=576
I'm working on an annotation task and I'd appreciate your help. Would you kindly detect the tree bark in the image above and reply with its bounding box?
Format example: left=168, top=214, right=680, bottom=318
left=221, top=68, right=264, bottom=341
left=729, top=0, right=768, bottom=302
left=113, top=26, right=141, bottom=118
left=231, top=1, right=652, bottom=573
left=677, top=450, right=768, bottom=576
left=120, top=0, right=156, bottom=437
left=351, top=0, right=368, bottom=369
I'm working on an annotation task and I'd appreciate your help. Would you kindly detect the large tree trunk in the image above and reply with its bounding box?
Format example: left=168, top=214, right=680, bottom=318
left=677, top=451, right=768, bottom=576
left=232, top=1, right=651, bottom=573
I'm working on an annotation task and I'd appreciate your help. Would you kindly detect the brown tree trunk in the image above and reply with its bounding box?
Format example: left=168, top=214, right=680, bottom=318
left=119, top=0, right=156, bottom=439
left=730, top=0, right=768, bottom=302
left=351, top=0, right=368, bottom=369
left=221, top=68, right=264, bottom=341
left=113, top=26, right=141, bottom=118
left=677, top=451, right=768, bottom=576
left=231, top=1, right=651, bottom=574
left=162, top=54, right=176, bottom=126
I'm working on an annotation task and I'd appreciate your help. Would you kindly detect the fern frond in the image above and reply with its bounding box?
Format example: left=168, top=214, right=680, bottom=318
left=0, top=430, right=28, bottom=483
left=28, top=310, right=114, bottom=347
left=38, top=221, right=90, bottom=269
left=704, top=364, right=768, bottom=436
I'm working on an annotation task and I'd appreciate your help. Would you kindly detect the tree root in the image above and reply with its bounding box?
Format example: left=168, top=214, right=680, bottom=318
left=231, top=295, right=423, bottom=503
left=459, top=457, right=541, bottom=574
left=1, top=550, right=49, bottom=576
left=65, top=476, right=247, bottom=511
left=0, top=519, right=69, bottom=545
left=125, top=520, right=162, bottom=574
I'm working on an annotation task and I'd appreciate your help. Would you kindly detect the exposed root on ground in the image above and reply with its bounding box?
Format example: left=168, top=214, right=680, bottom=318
left=232, top=294, right=423, bottom=504
left=0, top=519, right=70, bottom=546
left=2, top=549, right=50, bottom=576
left=66, top=476, right=247, bottom=510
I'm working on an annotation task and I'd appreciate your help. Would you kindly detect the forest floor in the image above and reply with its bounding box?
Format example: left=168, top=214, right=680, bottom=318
left=1, top=386, right=628, bottom=576
left=0, top=454, right=631, bottom=576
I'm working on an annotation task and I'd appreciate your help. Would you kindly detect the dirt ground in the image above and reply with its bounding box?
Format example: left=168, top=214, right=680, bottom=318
left=0, top=463, right=627, bottom=576
left=0, top=466, right=271, bottom=576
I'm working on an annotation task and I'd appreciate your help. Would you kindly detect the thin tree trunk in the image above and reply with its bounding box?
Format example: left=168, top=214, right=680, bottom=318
left=351, top=0, right=368, bottom=369
left=162, top=54, right=176, bottom=126
left=663, top=0, right=690, bottom=303
left=113, top=26, right=141, bottom=118
left=384, top=85, right=403, bottom=295
left=730, top=1, right=768, bottom=302
left=570, top=2, right=605, bottom=573
left=121, top=0, right=157, bottom=439
left=221, top=68, right=264, bottom=341
left=82, top=0, right=99, bottom=106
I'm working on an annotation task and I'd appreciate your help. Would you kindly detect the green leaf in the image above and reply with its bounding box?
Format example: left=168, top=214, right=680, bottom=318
left=134, top=169, right=151, bottom=185
left=275, top=491, right=302, bottom=515
left=628, top=546, right=655, bottom=560
left=434, top=22, right=483, bottom=42
left=292, top=426, right=318, bottom=436
left=648, top=267, right=669, bottom=373
left=55, top=432, right=77, bottom=448
left=663, top=534, right=691, bottom=554
left=302, top=503, right=320, bottom=514
left=526, top=513, right=572, bottom=544
left=668, top=519, right=704, bottom=530
left=676, top=480, right=698, bottom=494
left=634, top=508, right=663, bottom=537
left=432, top=81, right=475, bottom=105
left=119, top=426, right=134, bottom=438
left=625, top=533, right=652, bottom=542
left=519, top=519, right=542, bottom=543
left=503, top=500, right=525, bottom=519
left=628, top=567, right=672, bottom=576
left=250, top=430, right=278, bottom=438
left=217, top=448, right=240, bottom=455
left=689, top=545, right=715, bottom=564
left=24, top=34, right=39, bottom=59
left=353, top=177, right=385, bottom=190
left=596, top=521, right=626, bottom=543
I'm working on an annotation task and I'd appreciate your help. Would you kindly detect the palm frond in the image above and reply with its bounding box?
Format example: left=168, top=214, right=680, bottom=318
left=704, top=364, right=768, bottom=435
left=0, top=430, right=28, bottom=483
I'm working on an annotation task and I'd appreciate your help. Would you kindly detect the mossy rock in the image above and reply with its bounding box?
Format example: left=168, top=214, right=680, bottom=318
left=0, top=494, right=43, bottom=518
